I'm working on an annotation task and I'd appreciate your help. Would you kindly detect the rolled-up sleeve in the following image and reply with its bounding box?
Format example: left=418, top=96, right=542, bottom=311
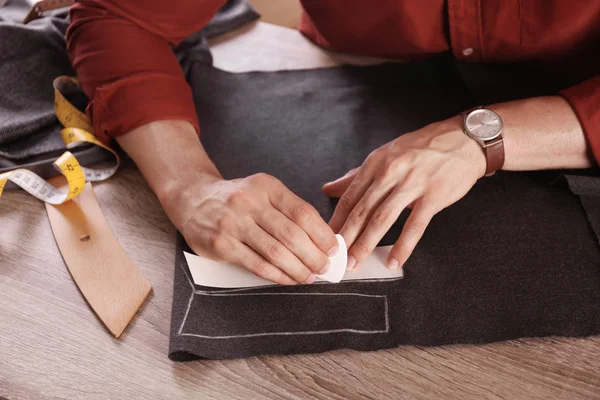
left=560, top=75, right=600, bottom=164
left=66, top=0, right=224, bottom=143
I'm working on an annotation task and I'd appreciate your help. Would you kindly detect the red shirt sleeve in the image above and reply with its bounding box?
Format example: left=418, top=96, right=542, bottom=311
left=560, top=75, right=600, bottom=164
left=66, top=0, right=225, bottom=143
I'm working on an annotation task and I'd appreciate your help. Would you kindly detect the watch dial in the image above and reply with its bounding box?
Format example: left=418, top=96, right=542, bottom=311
left=466, top=109, right=502, bottom=139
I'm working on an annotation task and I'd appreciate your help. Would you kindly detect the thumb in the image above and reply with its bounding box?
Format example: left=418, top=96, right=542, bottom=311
left=322, top=168, right=358, bottom=198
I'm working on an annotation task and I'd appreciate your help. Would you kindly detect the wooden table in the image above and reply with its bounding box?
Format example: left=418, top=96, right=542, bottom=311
left=2, top=13, right=600, bottom=400
left=3, top=161, right=600, bottom=399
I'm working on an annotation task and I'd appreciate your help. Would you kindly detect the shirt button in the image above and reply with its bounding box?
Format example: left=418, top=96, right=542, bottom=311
left=462, top=47, right=474, bottom=56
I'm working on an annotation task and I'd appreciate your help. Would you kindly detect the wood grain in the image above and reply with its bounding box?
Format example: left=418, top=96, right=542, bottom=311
left=2, top=162, right=600, bottom=400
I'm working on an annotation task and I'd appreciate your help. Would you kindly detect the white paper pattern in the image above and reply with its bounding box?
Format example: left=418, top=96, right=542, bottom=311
left=208, top=22, right=395, bottom=73
left=185, top=235, right=403, bottom=288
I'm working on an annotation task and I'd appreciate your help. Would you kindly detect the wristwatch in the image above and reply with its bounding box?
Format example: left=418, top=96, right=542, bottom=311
left=462, top=106, right=505, bottom=176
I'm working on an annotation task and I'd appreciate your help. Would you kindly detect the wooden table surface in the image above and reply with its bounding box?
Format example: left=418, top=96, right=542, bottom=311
left=2, top=161, right=600, bottom=400
left=2, top=4, right=600, bottom=398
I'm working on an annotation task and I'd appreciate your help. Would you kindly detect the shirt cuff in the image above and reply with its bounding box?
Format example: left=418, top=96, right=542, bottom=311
left=87, top=73, right=200, bottom=144
left=559, top=75, right=600, bottom=164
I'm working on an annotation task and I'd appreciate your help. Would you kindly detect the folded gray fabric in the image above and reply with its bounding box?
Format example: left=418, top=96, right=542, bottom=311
left=0, top=0, right=258, bottom=175
left=0, top=0, right=73, bottom=161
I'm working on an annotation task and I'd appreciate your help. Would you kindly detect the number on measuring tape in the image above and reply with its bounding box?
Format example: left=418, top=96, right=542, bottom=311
left=0, top=76, right=121, bottom=204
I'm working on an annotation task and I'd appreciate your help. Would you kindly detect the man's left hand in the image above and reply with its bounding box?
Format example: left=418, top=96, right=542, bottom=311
left=323, top=117, right=487, bottom=271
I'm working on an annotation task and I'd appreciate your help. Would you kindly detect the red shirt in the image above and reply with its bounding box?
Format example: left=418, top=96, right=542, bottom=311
left=66, top=1, right=600, bottom=161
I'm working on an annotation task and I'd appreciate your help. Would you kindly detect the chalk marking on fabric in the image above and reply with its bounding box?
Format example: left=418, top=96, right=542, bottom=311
left=177, top=292, right=390, bottom=338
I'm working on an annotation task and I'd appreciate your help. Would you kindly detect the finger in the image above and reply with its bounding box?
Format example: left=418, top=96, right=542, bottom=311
left=269, top=181, right=338, bottom=256
left=339, top=181, right=394, bottom=260
left=201, top=232, right=297, bottom=285
left=257, top=208, right=330, bottom=275
left=328, top=169, right=372, bottom=233
left=231, top=241, right=298, bottom=286
left=322, top=168, right=359, bottom=198
left=347, top=187, right=414, bottom=269
left=388, top=200, right=436, bottom=269
left=241, top=221, right=316, bottom=284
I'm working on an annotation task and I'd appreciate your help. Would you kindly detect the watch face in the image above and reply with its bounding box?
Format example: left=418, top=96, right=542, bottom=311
left=465, top=109, right=503, bottom=140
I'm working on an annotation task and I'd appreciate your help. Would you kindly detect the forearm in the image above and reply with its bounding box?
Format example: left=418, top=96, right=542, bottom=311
left=491, top=96, right=593, bottom=171
left=116, top=120, right=222, bottom=218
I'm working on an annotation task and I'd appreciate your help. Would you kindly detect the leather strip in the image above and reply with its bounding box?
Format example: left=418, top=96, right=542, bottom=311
left=45, top=180, right=152, bottom=337
left=22, top=0, right=74, bottom=24
left=484, top=136, right=505, bottom=176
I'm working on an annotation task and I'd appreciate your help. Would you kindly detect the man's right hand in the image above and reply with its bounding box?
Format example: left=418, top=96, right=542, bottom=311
left=164, top=172, right=339, bottom=285
left=116, top=120, right=338, bottom=285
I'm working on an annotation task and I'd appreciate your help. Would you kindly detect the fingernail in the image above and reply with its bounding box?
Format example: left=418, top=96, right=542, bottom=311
left=304, top=273, right=316, bottom=284
left=318, top=261, right=330, bottom=275
left=346, top=256, right=357, bottom=271
left=387, top=258, right=399, bottom=270
left=327, top=245, right=339, bottom=257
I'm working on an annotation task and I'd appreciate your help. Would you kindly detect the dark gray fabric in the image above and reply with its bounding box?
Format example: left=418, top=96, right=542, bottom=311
left=453, top=57, right=600, bottom=106
left=567, top=174, right=600, bottom=246
left=168, top=60, right=600, bottom=361
left=0, top=0, right=74, bottom=160
left=175, top=1, right=259, bottom=77
left=0, top=0, right=258, bottom=175
left=0, top=0, right=115, bottom=175
left=201, top=0, right=259, bottom=39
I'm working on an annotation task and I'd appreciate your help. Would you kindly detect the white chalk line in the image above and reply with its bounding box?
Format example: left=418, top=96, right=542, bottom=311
left=177, top=291, right=390, bottom=339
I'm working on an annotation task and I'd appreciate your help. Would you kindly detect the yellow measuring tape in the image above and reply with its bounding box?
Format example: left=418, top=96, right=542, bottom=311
left=0, top=76, right=119, bottom=204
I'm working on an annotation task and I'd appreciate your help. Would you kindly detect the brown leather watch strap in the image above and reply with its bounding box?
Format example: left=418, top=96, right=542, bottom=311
left=22, top=0, right=74, bottom=24
left=484, top=136, right=505, bottom=176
